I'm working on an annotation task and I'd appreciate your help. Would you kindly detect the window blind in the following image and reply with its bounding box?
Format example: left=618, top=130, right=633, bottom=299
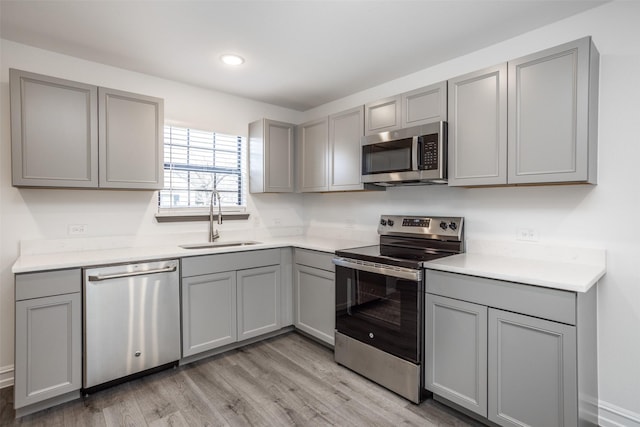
left=159, top=126, right=245, bottom=211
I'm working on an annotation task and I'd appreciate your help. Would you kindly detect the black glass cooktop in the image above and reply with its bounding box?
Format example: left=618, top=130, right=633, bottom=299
left=335, top=244, right=454, bottom=269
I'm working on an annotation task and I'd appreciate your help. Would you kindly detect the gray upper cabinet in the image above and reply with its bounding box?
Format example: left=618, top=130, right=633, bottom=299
left=14, top=269, right=82, bottom=413
left=488, top=309, right=577, bottom=427
left=448, top=64, right=508, bottom=186
left=425, top=294, right=488, bottom=417
left=329, top=106, right=365, bottom=191
left=98, top=87, right=164, bottom=189
left=508, top=36, right=599, bottom=184
left=10, top=69, right=99, bottom=188
left=401, top=81, right=447, bottom=127
left=364, top=95, right=401, bottom=135
left=249, top=119, right=295, bottom=193
left=297, top=117, right=329, bottom=192
left=10, top=69, right=164, bottom=190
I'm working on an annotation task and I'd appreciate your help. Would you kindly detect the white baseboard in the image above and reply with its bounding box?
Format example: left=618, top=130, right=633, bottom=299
left=0, top=365, right=14, bottom=389
left=600, top=400, right=640, bottom=427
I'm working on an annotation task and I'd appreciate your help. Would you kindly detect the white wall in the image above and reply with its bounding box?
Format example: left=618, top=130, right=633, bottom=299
left=0, top=39, right=305, bottom=388
left=300, top=1, right=640, bottom=424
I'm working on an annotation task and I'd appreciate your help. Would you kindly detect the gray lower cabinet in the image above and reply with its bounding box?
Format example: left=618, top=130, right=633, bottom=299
left=9, top=69, right=164, bottom=190
left=180, top=249, right=283, bottom=357
left=249, top=119, right=295, bottom=193
left=425, top=269, right=597, bottom=427
left=293, top=249, right=335, bottom=346
left=425, top=294, right=487, bottom=417
left=488, top=309, right=577, bottom=427
left=181, top=271, right=237, bottom=357
left=237, top=265, right=281, bottom=340
left=14, top=269, right=82, bottom=413
left=297, top=117, right=329, bottom=192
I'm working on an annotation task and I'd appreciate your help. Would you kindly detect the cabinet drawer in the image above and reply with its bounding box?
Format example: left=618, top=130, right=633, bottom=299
left=15, top=269, right=81, bottom=301
left=182, top=249, right=280, bottom=277
left=425, top=269, right=576, bottom=325
left=295, top=249, right=334, bottom=272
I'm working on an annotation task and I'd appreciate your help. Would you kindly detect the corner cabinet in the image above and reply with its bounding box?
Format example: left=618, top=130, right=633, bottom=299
left=249, top=119, right=295, bottom=193
left=448, top=37, right=598, bottom=187
left=293, top=249, right=335, bottom=346
left=425, top=269, right=597, bottom=427
left=14, top=269, right=82, bottom=416
left=9, top=69, right=164, bottom=190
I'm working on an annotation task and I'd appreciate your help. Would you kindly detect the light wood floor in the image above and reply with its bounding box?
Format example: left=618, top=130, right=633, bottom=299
left=0, top=332, right=481, bottom=426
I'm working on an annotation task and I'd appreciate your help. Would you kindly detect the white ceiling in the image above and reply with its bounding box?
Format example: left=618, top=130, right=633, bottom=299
left=0, top=0, right=607, bottom=111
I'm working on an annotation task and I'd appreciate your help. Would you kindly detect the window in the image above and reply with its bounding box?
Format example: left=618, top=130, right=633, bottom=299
left=159, top=126, right=245, bottom=214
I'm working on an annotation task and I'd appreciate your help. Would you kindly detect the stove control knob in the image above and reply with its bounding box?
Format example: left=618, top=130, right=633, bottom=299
left=439, top=221, right=448, bottom=230
left=448, top=222, right=457, bottom=231
left=380, top=219, right=387, bottom=226
left=387, top=219, right=394, bottom=226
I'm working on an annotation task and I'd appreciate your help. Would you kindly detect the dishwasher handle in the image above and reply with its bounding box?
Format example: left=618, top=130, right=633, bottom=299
left=87, top=265, right=177, bottom=282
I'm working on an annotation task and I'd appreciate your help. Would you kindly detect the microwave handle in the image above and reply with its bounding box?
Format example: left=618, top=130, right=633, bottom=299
left=412, top=136, right=419, bottom=171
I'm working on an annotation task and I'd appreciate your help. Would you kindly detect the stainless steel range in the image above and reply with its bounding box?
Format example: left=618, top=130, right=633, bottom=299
left=333, top=215, right=464, bottom=403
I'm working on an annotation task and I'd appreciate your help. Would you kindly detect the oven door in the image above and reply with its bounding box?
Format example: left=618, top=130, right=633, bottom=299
left=334, top=259, right=423, bottom=364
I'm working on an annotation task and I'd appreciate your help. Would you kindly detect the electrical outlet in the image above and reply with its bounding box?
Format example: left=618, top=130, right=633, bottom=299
left=68, top=224, right=87, bottom=235
left=273, top=218, right=282, bottom=226
left=516, top=228, right=539, bottom=242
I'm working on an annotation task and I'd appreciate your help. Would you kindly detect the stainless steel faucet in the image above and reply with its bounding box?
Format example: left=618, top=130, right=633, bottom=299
left=209, top=190, right=222, bottom=242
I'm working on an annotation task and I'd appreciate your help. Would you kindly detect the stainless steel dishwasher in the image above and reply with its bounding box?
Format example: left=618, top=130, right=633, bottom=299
left=83, top=259, right=181, bottom=390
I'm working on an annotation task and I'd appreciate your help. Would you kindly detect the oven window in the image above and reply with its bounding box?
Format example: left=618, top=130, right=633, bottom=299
left=335, top=266, right=422, bottom=363
left=362, top=138, right=413, bottom=175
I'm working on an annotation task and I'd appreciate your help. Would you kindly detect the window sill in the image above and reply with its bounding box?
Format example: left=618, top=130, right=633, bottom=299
left=155, top=213, right=250, bottom=223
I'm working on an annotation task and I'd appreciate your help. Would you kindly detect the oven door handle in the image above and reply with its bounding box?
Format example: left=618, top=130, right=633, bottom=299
left=332, top=257, right=422, bottom=281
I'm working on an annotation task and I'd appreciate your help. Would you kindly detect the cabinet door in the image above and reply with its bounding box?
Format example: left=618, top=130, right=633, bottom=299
left=401, top=81, right=447, bottom=127
left=365, top=95, right=401, bottom=135
left=488, top=309, right=577, bottom=427
left=10, top=69, right=98, bottom=188
left=448, top=64, right=507, bottom=186
left=508, top=37, right=597, bottom=184
left=14, top=293, right=81, bottom=409
left=425, top=294, right=488, bottom=417
left=182, top=272, right=237, bottom=357
left=98, top=87, right=164, bottom=189
left=329, top=106, right=364, bottom=191
left=265, top=119, right=295, bottom=192
left=237, top=265, right=281, bottom=341
left=298, top=117, right=329, bottom=192
left=294, top=264, right=335, bottom=345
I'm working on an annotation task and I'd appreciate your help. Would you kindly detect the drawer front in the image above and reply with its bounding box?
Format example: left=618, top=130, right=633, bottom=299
left=295, top=248, right=334, bottom=272
left=15, top=269, right=81, bottom=300
left=182, top=249, right=281, bottom=277
left=425, top=269, right=576, bottom=325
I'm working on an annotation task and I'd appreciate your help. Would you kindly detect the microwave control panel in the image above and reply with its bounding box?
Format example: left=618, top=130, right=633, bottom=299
left=420, top=134, right=439, bottom=170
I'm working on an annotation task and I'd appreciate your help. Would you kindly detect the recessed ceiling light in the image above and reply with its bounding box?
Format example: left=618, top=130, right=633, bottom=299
left=220, top=54, right=245, bottom=66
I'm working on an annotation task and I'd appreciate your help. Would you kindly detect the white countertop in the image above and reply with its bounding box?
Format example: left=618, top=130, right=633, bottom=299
left=425, top=240, right=606, bottom=293
left=12, top=235, right=373, bottom=274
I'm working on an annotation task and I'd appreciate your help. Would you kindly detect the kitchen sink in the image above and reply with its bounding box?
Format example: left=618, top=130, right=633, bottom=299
left=179, top=241, right=261, bottom=250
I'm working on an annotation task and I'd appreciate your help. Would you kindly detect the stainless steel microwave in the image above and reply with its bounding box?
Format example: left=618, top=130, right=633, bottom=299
left=361, top=122, right=447, bottom=186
